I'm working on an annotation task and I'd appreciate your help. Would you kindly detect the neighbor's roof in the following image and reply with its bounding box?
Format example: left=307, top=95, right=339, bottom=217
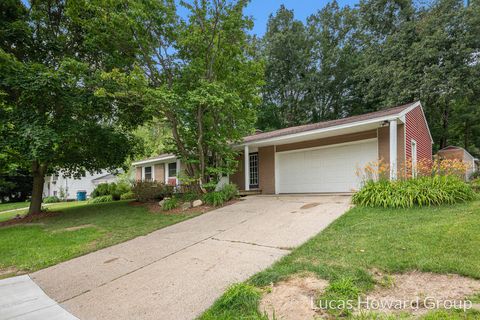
left=243, top=102, right=418, bottom=144
left=131, top=153, right=176, bottom=166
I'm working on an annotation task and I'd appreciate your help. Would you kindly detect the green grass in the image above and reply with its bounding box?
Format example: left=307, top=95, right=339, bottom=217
left=200, top=200, right=480, bottom=320
left=0, top=200, right=200, bottom=275
left=0, top=201, right=89, bottom=223
left=0, top=202, right=31, bottom=212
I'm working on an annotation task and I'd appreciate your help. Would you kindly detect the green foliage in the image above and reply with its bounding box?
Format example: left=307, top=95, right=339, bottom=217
left=0, top=1, right=149, bottom=214
left=470, top=179, right=480, bottom=193
left=91, top=182, right=131, bottom=201
left=43, top=196, right=60, bottom=204
left=317, top=278, right=360, bottom=317
left=132, top=181, right=173, bottom=203
left=259, top=1, right=480, bottom=156
left=120, top=191, right=135, bottom=201
left=203, top=192, right=226, bottom=207
left=181, top=191, right=201, bottom=203
left=219, top=183, right=238, bottom=202
left=199, top=283, right=267, bottom=320
left=352, top=176, right=475, bottom=208
left=111, top=0, right=263, bottom=187
left=91, top=184, right=112, bottom=198
left=162, top=198, right=179, bottom=211
left=88, top=195, right=113, bottom=204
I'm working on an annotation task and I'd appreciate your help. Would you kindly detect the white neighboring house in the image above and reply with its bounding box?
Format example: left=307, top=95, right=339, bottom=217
left=43, top=170, right=121, bottom=200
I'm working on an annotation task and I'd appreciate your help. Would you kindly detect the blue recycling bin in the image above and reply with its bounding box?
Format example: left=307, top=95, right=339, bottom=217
left=76, top=191, right=87, bottom=201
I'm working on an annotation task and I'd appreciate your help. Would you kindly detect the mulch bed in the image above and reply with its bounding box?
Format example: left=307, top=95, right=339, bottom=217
left=144, top=198, right=241, bottom=215
left=0, top=211, right=60, bottom=228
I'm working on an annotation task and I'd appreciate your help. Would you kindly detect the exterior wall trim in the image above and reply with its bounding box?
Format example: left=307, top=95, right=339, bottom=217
left=275, top=138, right=378, bottom=155
left=239, top=115, right=404, bottom=147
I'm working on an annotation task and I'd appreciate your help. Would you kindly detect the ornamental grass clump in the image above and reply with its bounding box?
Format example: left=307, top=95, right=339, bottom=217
left=352, top=175, right=475, bottom=208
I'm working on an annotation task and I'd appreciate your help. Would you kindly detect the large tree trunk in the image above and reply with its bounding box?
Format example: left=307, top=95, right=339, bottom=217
left=29, top=161, right=47, bottom=215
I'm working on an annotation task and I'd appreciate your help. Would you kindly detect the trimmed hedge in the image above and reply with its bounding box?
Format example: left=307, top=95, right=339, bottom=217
left=352, top=176, right=475, bottom=208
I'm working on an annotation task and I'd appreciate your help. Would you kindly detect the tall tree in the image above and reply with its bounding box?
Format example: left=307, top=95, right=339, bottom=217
left=258, top=5, right=312, bottom=130
left=0, top=1, right=148, bottom=214
left=112, top=0, right=263, bottom=188
left=307, top=1, right=359, bottom=120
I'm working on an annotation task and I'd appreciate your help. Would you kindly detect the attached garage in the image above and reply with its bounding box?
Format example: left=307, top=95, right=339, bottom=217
left=276, top=139, right=378, bottom=193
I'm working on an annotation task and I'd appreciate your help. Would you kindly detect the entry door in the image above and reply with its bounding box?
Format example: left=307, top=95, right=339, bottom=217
left=277, top=139, right=378, bottom=193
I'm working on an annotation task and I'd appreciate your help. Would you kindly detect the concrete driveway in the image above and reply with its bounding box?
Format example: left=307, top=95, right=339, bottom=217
left=4, top=195, right=351, bottom=320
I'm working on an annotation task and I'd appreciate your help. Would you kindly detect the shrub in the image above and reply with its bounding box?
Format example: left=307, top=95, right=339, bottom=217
left=91, top=182, right=131, bottom=200
left=353, top=176, right=475, bottom=208
left=91, top=183, right=112, bottom=198
left=43, top=196, right=60, bottom=203
left=181, top=191, right=201, bottom=203
left=132, top=181, right=173, bottom=202
left=203, top=191, right=226, bottom=206
left=470, top=179, right=480, bottom=193
left=120, top=191, right=135, bottom=200
left=220, top=183, right=238, bottom=202
left=89, top=195, right=113, bottom=203
left=162, top=198, right=179, bottom=211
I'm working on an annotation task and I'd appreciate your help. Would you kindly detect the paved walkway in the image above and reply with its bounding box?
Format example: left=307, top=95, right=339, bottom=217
left=1, top=195, right=351, bottom=320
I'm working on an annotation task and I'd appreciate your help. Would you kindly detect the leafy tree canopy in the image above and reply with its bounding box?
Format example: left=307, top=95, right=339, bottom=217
left=0, top=0, right=150, bottom=213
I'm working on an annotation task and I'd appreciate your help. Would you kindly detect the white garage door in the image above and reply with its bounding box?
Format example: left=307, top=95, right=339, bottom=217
left=277, top=139, right=377, bottom=193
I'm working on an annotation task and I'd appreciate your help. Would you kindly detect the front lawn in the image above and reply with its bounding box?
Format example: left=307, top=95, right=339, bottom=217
left=0, top=200, right=200, bottom=277
left=201, top=199, right=480, bottom=319
left=0, top=202, right=31, bottom=213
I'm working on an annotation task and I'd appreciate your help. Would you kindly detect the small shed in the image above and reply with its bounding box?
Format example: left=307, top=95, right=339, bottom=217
left=437, top=146, right=477, bottom=180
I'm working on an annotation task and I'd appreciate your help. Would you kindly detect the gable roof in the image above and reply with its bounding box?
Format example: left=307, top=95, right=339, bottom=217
left=243, top=102, right=418, bottom=143
left=132, top=153, right=176, bottom=166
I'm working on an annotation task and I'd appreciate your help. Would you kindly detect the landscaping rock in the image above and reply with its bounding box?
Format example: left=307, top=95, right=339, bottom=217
left=158, top=199, right=165, bottom=207
left=192, top=199, right=203, bottom=207
left=181, top=202, right=190, bottom=211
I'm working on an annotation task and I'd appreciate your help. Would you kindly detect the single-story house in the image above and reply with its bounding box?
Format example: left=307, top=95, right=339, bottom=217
left=132, top=101, right=433, bottom=194
left=437, top=146, right=478, bottom=180
left=43, top=170, right=121, bottom=200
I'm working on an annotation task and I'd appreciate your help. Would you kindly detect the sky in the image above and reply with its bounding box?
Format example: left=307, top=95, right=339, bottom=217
left=244, top=0, right=358, bottom=36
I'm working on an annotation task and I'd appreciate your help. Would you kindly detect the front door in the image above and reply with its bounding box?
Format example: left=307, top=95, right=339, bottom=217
left=249, top=152, right=259, bottom=189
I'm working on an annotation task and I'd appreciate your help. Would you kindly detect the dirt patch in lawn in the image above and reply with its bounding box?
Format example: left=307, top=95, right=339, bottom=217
left=0, top=211, right=59, bottom=228
left=0, top=267, right=25, bottom=279
left=259, top=274, right=329, bottom=320
left=361, top=271, right=480, bottom=316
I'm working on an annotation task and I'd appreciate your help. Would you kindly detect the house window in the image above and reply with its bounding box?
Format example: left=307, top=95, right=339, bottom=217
left=411, top=140, right=417, bottom=178
left=249, top=153, right=259, bottom=188
left=144, top=166, right=152, bottom=181
left=168, top=162, right=177, bottom=177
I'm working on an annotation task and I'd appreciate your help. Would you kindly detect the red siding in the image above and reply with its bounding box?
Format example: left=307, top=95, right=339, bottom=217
left=405, top=105, right=432, bottom=162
